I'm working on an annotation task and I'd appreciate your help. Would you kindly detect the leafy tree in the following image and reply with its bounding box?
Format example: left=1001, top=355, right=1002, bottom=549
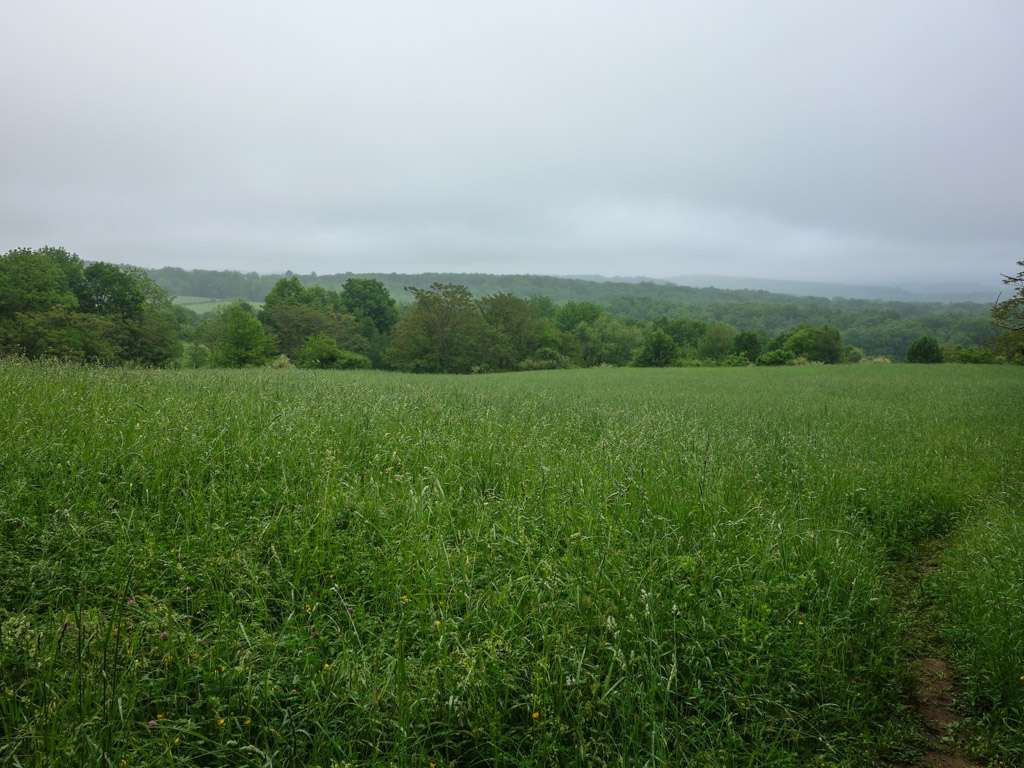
left=576, top=315, right=643, bottom=366
left=0, top=247, right=79, bottom=314
left=78, top=263, right=147, bottom=318
left=633, top=328, right=677, bottom=367
left=654, top=318, right=707, bottom=356
left=906, top=335, right=944, bottom=363
left=0, top=247, right=181, bottom=365
left=699, top=321, right=738, bottom=361
left=202, top=302, right=274, bottom=367
left=756, top=348, right=795, bottom=366
left=0, top=308, right=121, bottom=363
left=479, top=293, right=549, bottom=367
left=555, top=301, right=603, bottom=332
left=733, top=331, right=763, bottom=361
left=261, top=301, right=366, bottom=358
left=781, top=325, right=843, bottom=363
left=295, top=334, right=371, bottom=369
left=387, top=284, right=499, bottom=373
left=341, top=278, right=398, bottom=335
left=262, top=276, right=308, bottom=308
left=992, top=260, right=1023, bottom=332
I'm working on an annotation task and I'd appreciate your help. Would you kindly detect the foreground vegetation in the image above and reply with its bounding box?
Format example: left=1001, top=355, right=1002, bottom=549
left=1, top=361, right=1021, bottom=766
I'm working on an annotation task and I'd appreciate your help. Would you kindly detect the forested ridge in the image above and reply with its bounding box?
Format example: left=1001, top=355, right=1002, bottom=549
left=148, top=265, right=997, bottom=359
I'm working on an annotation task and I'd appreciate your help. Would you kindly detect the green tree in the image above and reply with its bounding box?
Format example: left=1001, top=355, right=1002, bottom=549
left=78, top=263, right=146, bottom=318
left=555, top=301, right=603, bottom=332
left=202, top=302, right=274, bottom=367
left=341, top=278, right=398, bottom=335
left=479, top=293, right=548, bottom=367
left=0, top=247, right=79, bottom=314
left=262, top=276, right=308, bottom=308
left=993, top=260, right=1023, bottom=330
left=782, top=325, right=843, bottom=363
left=906, top=335, right=944, bottom=363
left=0, top=308, right=121, bottom=363
left=576, top=315, right=643, bottom=366
left=699, top=322, right=738, bottom=361
left=387, top=284, right=499, bottom=373
left=294, top=334, right=371, bottom=369
left=732, top=330, right=763, bottom=361
left=633, top=328, right=677, bottom=367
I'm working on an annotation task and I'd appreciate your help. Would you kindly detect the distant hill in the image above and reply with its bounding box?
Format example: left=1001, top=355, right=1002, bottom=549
left=665, top=275, right=999, bottom=303
left=149, top=265, right=998, bottom=358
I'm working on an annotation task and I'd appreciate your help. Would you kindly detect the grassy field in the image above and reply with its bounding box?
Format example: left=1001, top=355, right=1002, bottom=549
left=1, top=361, right=1021, bottom=766
left=172, top=296, right=263, bottom=314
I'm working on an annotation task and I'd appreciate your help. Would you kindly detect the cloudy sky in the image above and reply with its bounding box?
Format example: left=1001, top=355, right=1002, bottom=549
left=2, top=1, right=1021, bottom=285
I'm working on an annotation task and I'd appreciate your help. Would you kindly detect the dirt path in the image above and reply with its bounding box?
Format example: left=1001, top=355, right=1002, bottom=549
left=897, top=543, right=981, bottom=768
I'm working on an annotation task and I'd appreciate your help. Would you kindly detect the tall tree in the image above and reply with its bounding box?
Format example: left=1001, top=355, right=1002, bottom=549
left=341, top=278, right=398, bottom=335
left=387, top=284, right=498, bottom=373
left=993, top=260, right=1023, bottom=332
left=633, top=328, right=677, bottom=367
left=202, top=302, right=274, bottom=367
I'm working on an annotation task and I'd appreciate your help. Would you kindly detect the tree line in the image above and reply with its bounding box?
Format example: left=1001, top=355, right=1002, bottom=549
left=146, top=266, right=999, bottom=360
left=3, top=247, right=1022, bottom=370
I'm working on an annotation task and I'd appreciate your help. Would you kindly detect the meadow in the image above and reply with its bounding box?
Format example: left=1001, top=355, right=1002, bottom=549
left=1, top=361, right=1021, bottom=767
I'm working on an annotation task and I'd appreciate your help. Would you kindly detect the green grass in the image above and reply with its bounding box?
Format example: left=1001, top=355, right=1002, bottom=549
left=930, top=497, right=1024, bottom=761
left=172, top=296, right=263, bottom=314
left=1, top=361, right=1021, bottom=766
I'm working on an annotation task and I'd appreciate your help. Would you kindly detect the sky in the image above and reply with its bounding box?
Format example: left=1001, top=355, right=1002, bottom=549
left=1, top=1, right=1022, bottom=286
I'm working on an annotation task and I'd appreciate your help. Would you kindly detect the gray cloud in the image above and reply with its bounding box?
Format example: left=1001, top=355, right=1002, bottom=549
left=1, top=0, right=1021, bottom=285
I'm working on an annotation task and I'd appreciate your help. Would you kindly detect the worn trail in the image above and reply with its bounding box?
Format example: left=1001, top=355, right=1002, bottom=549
left=897, top=543, right=980, bottom=768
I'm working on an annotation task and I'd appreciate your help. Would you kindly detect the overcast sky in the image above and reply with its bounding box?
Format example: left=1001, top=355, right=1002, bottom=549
left=2, top=1, right=1022, bottom=285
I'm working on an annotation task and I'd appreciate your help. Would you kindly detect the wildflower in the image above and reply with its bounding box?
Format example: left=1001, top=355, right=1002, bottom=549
left=159, top=630, right=169, bottom=641
left=323, top=662, right=332, bottom=671
left=244, top=717, right=252, bottom=726
left=174, top=736, right=181, bottom=745
left=147, top=719, right=157, bottom=729
left=434, top=619, right=443, bottom=627
left=400, top=594, right=409, bottom=605
left=532, top=711, right=540, bottom=720
left=218, top=665, right=225, bottom=673
left=119, top=760, right=128, bottom=767
left=217, top=717, right=225, bottom=727
left=126, top=596, right=136, bottom=606
left=156, top=713, right=165, bottom=720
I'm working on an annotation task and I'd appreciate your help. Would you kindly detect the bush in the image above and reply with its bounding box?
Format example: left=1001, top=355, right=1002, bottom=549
left=942, top=345, right=998, bottom=364
left=906, top=336, right=944, bottom=363
left=844, top=346, right=864, bottom=363
left=721, top=353, right=752, bottom=367
left=295, top=334, right=370, bottom=370
left=756, top=348, right=795, bottom=366
left=269, top=354, right=292, bottom=369
left=633, top=328, right=677, bottom=367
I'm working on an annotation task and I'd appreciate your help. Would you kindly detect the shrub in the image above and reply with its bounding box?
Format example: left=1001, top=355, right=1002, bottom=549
left=721, top=353, right=752, bottom=367
left=906, top=336, right=944, bottom=363
left=756, top=348, right=795, bottom=366
left=295, top=334, right=370, bottom=370
left=942, top=345, right=998, bottom=364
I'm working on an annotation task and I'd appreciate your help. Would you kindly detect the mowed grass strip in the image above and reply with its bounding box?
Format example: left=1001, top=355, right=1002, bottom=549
left=0, top=361, right=1020, bottom=766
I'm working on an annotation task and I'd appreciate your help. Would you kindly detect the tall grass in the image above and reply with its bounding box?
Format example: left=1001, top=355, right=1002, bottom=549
left=1, top=361, right=1020, bottom=766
